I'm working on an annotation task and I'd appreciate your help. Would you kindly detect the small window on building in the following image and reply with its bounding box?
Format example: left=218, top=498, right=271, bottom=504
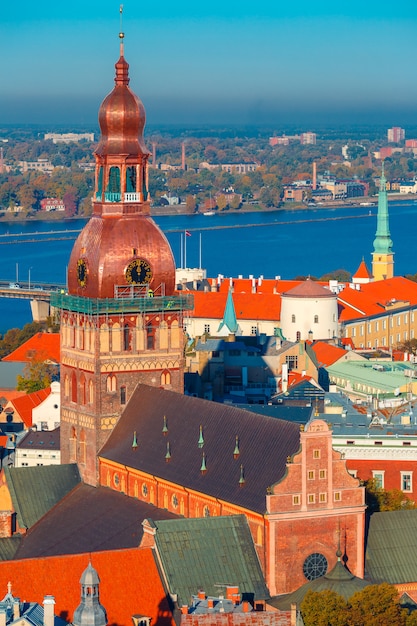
left=401, top=472, right=412, bottom=492
left=372, top=471, right=384, bottom=489
left=313, top=449, right=320, bottom=459
left=293, top=495, right=300, bottom=505
left=251, top=326, right=257, bottom=335
left=120, top=385, right=126, bottom=405
left=334, top=491, right=341, bottom=501
left=204, top=324, right=210, bottom=334
left=292, top=314, right=296, bottom=323
left=308, top=470, right=315, bottom=480
left=319, top=493, right=327, bottom=503
left=319, top=469, right=326, bottom=479
left=308, top=494, right=315, bottom=504
left=314, top=315, right=319, bottom=324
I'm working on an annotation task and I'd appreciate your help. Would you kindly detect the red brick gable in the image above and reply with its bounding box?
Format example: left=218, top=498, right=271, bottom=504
left=3, top=333, right=60, bottom=364
left=0, top=548, right=173, bottom=626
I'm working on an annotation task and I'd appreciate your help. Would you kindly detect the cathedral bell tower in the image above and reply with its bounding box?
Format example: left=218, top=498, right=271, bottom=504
left=52, top=28, right=193, bottom=485
left=372, top=162, right=394, bottom=281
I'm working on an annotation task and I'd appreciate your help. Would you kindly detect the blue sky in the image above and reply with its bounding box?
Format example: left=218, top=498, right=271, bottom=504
left=2, top=1, right=417, bottom=127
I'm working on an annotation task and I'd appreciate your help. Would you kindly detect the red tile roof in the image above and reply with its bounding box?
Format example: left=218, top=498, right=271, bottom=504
left=191, top=291, right=282, bottom=321
left=282, top=279, right=334, bottom=299
left=338, top=277, right=417, bottom=322
left=3, top=333, right=60, bottom=364
left=353, top=259, right=373, bottom=280
left=311, top=341, right=350, bottom=367
left=8, top=387, right=51, bottom=427
left=0, top=548, right=173, bottom=626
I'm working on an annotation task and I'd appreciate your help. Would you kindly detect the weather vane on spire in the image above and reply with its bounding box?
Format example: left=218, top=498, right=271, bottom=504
left=119, top=4, right=124, bottom=41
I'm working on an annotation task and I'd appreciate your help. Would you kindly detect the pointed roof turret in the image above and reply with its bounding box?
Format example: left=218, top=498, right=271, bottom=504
left=352, top=258, right=373, bottom=284
left=217, top=289, right=239, bottom=335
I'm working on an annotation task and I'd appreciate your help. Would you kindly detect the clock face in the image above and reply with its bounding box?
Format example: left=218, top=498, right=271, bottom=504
left=77, top=258, right=88, bottom=288
left=125, top=258, right=153, bottom=285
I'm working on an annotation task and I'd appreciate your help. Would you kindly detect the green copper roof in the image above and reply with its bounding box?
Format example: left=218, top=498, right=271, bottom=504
left=148, top=515, right=269, bottom=605
left=366, top=510, right=417, bottom=584
left=217, top=289, right=239, bottom=334
left=373, top=163, right=394, bottom=255
left=4, top=464, right=81, bottom=530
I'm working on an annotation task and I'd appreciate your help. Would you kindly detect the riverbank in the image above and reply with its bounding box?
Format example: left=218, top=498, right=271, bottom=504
left=1, top=192, right=416, bottom=222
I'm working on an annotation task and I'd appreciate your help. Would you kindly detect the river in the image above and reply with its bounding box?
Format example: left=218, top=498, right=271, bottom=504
left=0, top=200, right=414, bottom=333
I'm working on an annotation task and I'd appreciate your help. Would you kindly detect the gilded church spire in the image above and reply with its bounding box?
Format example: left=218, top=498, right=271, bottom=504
left=372, top=162, right=394, bottom=280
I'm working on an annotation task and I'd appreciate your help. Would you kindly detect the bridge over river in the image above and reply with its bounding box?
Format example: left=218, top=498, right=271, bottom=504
left=0, top=282, right=66, bottom=322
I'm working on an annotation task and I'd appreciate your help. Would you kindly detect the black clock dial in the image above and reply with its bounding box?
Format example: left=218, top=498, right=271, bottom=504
left=77, top=258, right=88, bottom=288
left=125, top=258, right=152, bottom=284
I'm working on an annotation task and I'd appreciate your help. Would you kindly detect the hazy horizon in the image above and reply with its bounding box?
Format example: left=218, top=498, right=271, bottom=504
left=3, top=1, right=417, bottom=129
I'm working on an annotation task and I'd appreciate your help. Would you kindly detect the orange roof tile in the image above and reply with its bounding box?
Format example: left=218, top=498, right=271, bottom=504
left=0, top=548, right=173, bottom=626
left=338, top=277, right=417, bottom=322
left=191, top=291, right=282, bottom=321
left=3, top=333, right=60, bottom=364
left=311, top=341, right=349, bottom=367
left=9, top=387, right=51, bottom=427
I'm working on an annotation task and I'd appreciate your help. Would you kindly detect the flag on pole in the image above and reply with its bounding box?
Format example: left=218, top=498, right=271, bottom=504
left=185, top=230, right=192, bottom=237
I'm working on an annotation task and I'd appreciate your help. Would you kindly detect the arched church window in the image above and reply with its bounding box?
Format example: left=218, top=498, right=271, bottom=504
left=120, top=385, right=126, bottom=405
left=123, top=324, right=132, bottom=351
left=107, top=375, right=117, bottom=392
left=64, top=375, right=69, bottom=399
left=80, top=374, right=86, bottom=405
left=89, top=380, right=94, bottom=404
left=147, top=324, right=155, bottom=350
left=303, top=553, right=328, bottom=581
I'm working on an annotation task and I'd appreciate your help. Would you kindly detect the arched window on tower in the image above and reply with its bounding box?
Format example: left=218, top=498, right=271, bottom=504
left=107, top=166, right=121, bottom=201
left=80, top=374, right=86, bottom=405
left=71, top=371, right=77, bottom=403
left=89, top=380, right=94, bottom=404
left=70, top=427, right=77, bottom=463
left=120, top=385, right=126, bottom=405
left=106, top=375, right=117, bottom=392
left=126, top=166, right=136, bottom=193
left=97, top=166, right=104, bottom=198
left=123, top=324, right=132, bottom=351
left=64, top=375, right=69, bottom=399
left=146, top=324, right=155, bottom=350
left=161, top=370, right=171, bottom=386
left=292, top=314, right=296, bottom=323
left=79, top=429, right=86, bottom=465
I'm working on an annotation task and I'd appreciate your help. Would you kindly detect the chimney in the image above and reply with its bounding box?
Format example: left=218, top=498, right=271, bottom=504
left=242, top=601, right=251, bottom=613
left=182, top=142, right=186, bottom=170
left=43, top=596, right=55, bottom=626
left=181, top=606, right=188, bottom=615
left=207, top=599, right=214, bottom=609
left=290, top=603, right=297, bottom=626
left=225, top=586, right=239, bottom=602
left=198, top=590, right=206, bottom=600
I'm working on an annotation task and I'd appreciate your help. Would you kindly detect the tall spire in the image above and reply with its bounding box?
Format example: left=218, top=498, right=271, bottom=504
left=217, top=289, right=239, bottom=335
left=372, top=162, right=394, bottom=280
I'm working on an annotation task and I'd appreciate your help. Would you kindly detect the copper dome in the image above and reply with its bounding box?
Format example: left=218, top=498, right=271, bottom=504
left=67, top=215, right=176, bottom=298
left=95, top=54, right=148, bottom=158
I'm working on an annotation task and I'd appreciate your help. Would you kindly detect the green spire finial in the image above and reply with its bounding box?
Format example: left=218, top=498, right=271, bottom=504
left=200, top=452, right=207, bottom=474
left=198, top=425, right=204, bottom=448
left=233, top=435, right=240, bottom=459
left=239, top=464, right=245, bottom=487
left=132, top=430, right=138, bottom=450
left=162, top=415, right=168, bottom=435
left=165, top=441, right=171, bottom=462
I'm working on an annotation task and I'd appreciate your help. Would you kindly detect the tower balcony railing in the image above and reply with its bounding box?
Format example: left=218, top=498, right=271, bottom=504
left=50, top=291, right=194, bottom=315
left=95, top=192, right=143, bottom=203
